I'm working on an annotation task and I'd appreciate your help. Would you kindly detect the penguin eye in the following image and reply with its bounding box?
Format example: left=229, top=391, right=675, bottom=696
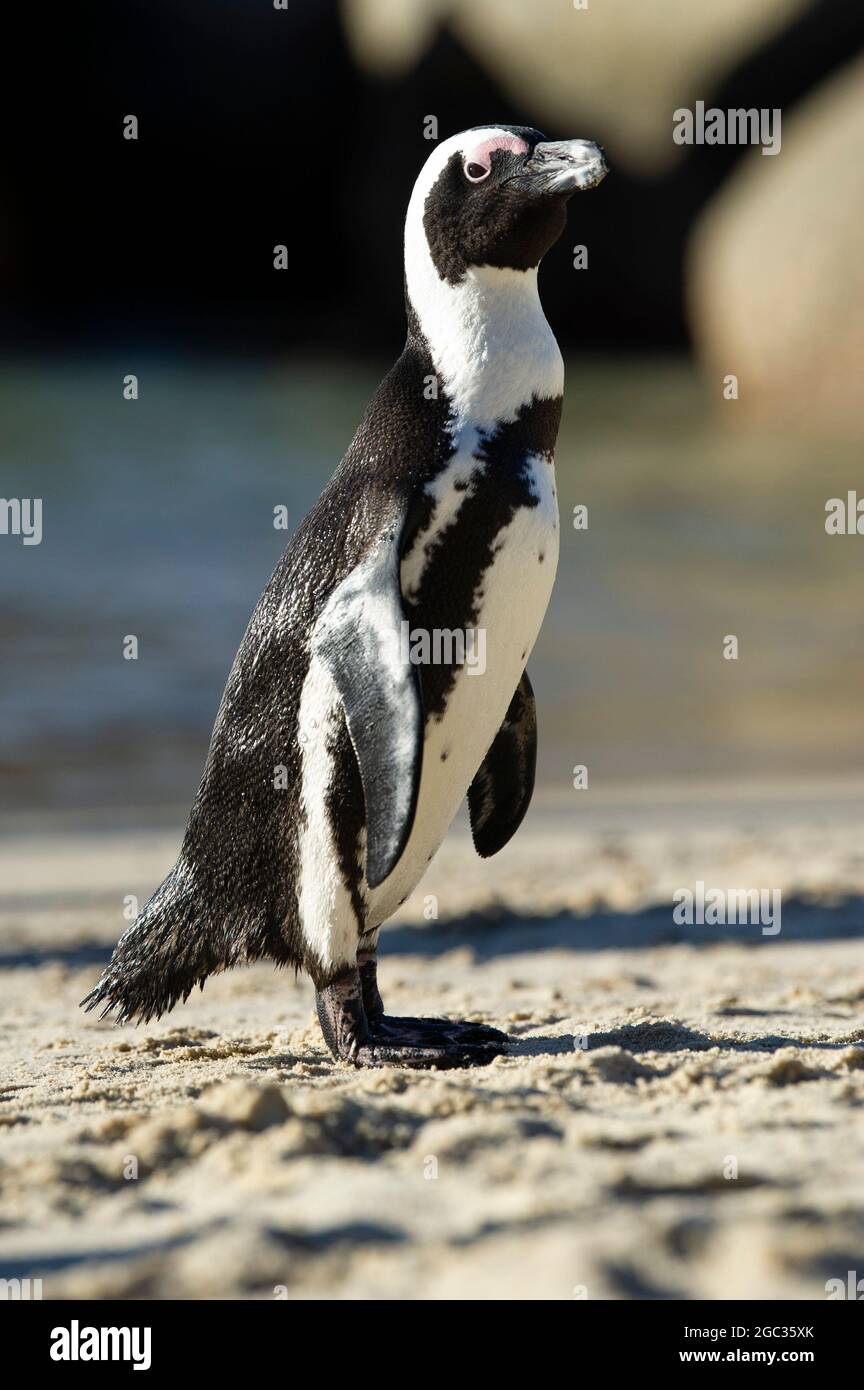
left=464, top=159, right=491, bottom=183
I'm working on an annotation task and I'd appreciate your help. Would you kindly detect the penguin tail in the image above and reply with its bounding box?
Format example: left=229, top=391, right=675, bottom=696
left=80, top=860, right=228, bottom=1026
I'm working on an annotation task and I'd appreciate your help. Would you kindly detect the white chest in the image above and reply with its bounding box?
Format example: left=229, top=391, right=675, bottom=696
left=366, top=449, right=559, bottom=923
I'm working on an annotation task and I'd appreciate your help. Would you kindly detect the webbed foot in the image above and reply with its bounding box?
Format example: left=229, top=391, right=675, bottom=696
left=316, top=965, right=507, bottom=1069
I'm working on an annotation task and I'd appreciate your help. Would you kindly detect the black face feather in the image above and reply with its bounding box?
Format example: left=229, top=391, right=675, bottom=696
left=422, top=132, right=570, bottom=285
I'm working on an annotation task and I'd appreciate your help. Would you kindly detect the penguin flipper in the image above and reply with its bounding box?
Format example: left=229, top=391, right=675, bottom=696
left=468, top=669, right=537, bottom=858
left=314, top=532, right=423, bottom=890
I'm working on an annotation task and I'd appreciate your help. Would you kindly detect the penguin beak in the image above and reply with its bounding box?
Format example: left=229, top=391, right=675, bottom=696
left=516, top=140, right=608, bottom=195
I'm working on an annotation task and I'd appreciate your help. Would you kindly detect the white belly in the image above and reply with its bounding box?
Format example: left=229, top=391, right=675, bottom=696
left=365, top=451, right=559, bottom=925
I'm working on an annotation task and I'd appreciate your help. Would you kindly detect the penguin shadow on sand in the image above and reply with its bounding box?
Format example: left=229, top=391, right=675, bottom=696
left=3, top=894, right=860, bottom=1066
left=378, top=895, right=864, bottom=1062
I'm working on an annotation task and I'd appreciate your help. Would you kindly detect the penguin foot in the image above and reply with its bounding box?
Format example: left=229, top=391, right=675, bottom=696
left=316, top=967, right=507, bottom=1069
left=373, top=1015, right=508, bottom=1046
left=352, top=1036, right=504, bottom=1069
left=357, top=949, right=506, bottom=1046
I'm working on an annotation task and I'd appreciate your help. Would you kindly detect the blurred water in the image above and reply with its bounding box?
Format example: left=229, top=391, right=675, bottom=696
left=1, top=357, right=862, bottom=820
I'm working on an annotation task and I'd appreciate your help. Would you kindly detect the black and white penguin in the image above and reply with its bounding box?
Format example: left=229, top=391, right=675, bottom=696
left=83, top=126, right=607, bottom=1067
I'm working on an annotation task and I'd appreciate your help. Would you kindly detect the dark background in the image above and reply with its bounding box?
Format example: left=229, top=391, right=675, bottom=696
left=6, top=0, right=862, bottom=357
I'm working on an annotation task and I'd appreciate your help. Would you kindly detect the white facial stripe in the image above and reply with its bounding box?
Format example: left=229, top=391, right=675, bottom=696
left=408, top=128, right=517, bottom=215
left=404, top=129, right=563, bottom=431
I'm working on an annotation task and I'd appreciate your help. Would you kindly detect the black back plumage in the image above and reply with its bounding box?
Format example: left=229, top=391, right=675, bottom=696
left=83, top=327, right=450, bottom=1021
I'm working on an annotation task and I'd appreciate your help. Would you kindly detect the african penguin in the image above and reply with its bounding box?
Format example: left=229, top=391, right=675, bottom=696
left=83, top=126, right=608, bottom=1068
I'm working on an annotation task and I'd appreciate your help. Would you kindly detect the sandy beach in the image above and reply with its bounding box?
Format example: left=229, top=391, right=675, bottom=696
left=1, top=784, right=863, bottom=1301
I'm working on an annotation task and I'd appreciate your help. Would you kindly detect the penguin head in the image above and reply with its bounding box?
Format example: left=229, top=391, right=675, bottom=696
left=407, top=125, right=607, bottom=286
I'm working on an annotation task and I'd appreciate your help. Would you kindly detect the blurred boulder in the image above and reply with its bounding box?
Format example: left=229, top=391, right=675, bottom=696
left=687, top=57, right=864, bottom=434
left=342, top=0, right=805, bottom=173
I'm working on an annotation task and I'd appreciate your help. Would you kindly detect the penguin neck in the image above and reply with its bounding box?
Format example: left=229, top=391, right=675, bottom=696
left=405, top=259, right=564, bottom=434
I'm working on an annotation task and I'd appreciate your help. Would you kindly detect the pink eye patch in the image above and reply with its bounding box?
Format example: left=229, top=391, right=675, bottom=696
left=464, top=133, right=529, bottom=175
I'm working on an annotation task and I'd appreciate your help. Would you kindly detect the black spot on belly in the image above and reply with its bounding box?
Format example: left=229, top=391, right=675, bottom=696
left=401, top=489, right=438, bottom=566
left=538, top=552, right=545, bottom=563
left=406, top=395, right=561, bottom=719
left=441, top=750, right=449, bottom=762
